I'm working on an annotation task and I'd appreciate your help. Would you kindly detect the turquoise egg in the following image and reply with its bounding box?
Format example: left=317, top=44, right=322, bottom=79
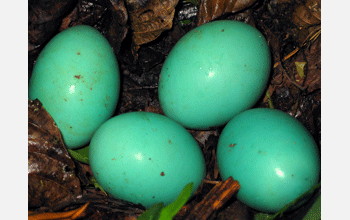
left=158, top=20, right=271, bottom=129
left=89, top=112, right=206, bottom=208
left=29, top=25, right=120, bottom=149
left=217, top=108, right=320, bottom=213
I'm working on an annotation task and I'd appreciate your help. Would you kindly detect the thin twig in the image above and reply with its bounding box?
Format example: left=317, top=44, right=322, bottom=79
left=181, top=177, right=240, bottom=220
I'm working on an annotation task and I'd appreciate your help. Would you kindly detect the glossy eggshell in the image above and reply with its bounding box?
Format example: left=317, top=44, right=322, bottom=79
left=217, top=108, right=320, bottom=213
left=89, top=112, right=206, bottom=208
left=29, top=25, right=120, bottom=149
left=158, top=20, right=271, bottom=129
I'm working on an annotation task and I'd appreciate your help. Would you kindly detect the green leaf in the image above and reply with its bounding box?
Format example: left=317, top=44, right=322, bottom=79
left=254, top=182, right=320, bottom=220
left=68, top=145, right=90, bottom=164
left=159, top=182, right=194, bottom=220
left=90, top=176, right=107, bottom=195
left=180, top=20, right=192, bottom=25
left=302, top=194, right=321, bottom=220
left=295, top=62, right=307, bottom=79
left=254, top=213, right=274, bottom=220
left=265, top=90, right=274, bottom=109
left=137, top=203, right=165, bottom=220
left=137, top=182, right=194, bottom=220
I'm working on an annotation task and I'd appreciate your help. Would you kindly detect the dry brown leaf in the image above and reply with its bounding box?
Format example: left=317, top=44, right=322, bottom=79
left=302, top=36, right=321, bottom=93
left=197, top=0, right=257, bottom=26
left=293, top=0, right=321, bottom=28
left=125, top=0, right=180, bottom=55
left=28, top=99, right=81, bottom=210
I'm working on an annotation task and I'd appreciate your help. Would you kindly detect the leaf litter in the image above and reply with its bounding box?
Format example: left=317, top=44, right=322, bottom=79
left=28, top=0, right=320, bottom=219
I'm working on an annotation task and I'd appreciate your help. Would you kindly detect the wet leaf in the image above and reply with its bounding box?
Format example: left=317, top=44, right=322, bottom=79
left=28, top=99, right=81, bottom=210
left=197, top=0, right=257, bottom=26
left=125, top=0, right=180, bottom=55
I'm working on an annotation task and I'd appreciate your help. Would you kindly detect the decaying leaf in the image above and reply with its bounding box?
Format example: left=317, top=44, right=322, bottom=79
left=104, top=0, right=129, bottom=54
left=295, top=61, right=307, bottom=79
left=60, top=0, right=129, bottom=55
left=28, top=0, right=77, bottom=51
left=197, top=0, right=257, bottom=26
left=59, top=0, right=107, bottom=30
left=303, top=37, right=321, bottom=93
left=28, top=99, right=81, bottom=210
left=125, top=0, right=180, bottom=55
left=293, top=0, right=321, bottom=28
left=28, top=0, right=321, bottom=218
